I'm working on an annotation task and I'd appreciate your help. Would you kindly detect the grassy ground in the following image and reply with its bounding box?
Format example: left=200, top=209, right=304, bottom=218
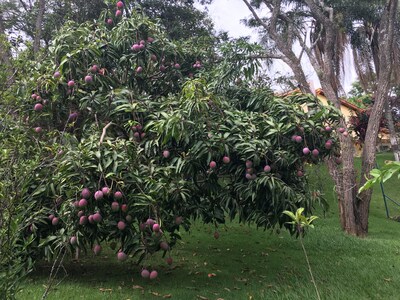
left=18, top=153, right=400, bottom=300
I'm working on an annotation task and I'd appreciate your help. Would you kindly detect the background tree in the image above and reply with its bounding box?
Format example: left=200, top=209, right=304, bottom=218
left=134, top=0, right=214, bottom=41
left=240, top=0, right=398, bottom=236
left=341, top=0, right=400, bottom=161
left=0, top=9, right=13, bottom=88
left=348, top=81, right=400, bottom=160
left=0, top=0, right=107, bottom=51
left=0, top=0, right=214, bottom=53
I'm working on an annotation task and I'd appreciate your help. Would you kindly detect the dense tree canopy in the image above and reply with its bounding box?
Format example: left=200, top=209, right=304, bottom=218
left=0, top=3, right=341, bottom=286
left=134, top=0, right=214, bottom=40
left=0, top=0, right=215, bottom=54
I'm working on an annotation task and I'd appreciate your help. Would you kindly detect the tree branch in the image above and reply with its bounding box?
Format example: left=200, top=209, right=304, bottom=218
left=100, top=122, right=113, bottom=144
left=18, top=0, right=28, bottom=12
left=247, top=53, right=285, bottom=60
left=33, top=0, right=45, bottom=54
left=242, top=0, right=270, bottom=32
left=242, top=0, right=312, bottom=93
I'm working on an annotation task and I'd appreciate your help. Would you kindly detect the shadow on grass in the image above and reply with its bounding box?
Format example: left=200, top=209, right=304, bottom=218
left=19, top=153, right=400, bottom=300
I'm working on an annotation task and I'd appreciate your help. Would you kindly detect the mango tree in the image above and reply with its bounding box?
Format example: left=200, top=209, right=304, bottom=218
left=11, top=3, right=341, bottom=279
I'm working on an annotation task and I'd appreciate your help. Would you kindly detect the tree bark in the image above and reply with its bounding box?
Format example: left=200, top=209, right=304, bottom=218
left=33, top=0, right=45, bottom=54
left=384, top=100, right=400, bottom=161
left=241, top=0, right=398, bottom=237
left=320, top=82, right=358, bottom=235
left=302, top=0, right=361, bottom=235
left=0, top=11, right=14, bottom=88
left=358, top=0, right=398, bottom=236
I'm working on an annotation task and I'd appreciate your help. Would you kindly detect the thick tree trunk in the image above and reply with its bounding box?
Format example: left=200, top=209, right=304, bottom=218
left=385, top=99, right=400, bottom=161
left=33, top=0, right=45, bottom=54
left=311, top=0, right=397, bottom=237
left=242, top=0, right=397, bottom=237
left=321, top=83, right=358, bottom=234
left=357, top=0, right=398, bottom=236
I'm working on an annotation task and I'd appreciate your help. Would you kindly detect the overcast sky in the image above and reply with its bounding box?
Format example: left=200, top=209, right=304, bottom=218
left=200, top=0, right=255, bottom=39
left=196, top=1, right=357, bottom=94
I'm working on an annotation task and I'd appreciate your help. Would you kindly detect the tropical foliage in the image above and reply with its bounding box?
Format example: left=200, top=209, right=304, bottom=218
left=1, top=6, right=341, bottom=265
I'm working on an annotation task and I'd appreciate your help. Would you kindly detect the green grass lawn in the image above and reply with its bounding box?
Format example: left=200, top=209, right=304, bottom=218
left=17, top=154, right=400, bottom=300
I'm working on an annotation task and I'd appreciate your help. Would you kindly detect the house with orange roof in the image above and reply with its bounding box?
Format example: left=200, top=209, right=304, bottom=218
left=314, top=88, right=391, bottom=155
left=278, top=87, right=390, bottom=156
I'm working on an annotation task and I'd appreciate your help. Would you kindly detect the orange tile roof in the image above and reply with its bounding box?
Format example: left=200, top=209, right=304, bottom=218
left=315, top=88, right=364, bottom=113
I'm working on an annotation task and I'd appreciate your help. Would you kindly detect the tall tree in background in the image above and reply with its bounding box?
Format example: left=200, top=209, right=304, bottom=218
left=0, top=9, right=13, bottom=87
left=0, top=0, right=213, bottom=51
left=0, top=0, right=107, bottom=51
left=342, top=1, right=400, bottom=161
left=33, top=0, right=45, bottom=54
left=241, top=0, right=398, bottom=236
left=134, top=0, right=214, bottom=40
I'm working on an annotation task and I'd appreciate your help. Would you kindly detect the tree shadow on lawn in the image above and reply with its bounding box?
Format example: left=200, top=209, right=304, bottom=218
left=22, top=219, right=400, bottom=299
left=24, top=227, right=315, bottom=299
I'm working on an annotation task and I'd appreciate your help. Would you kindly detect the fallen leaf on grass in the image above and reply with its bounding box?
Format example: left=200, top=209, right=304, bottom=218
left=99, top=288, right=112, bottom=292
left=163, top=294, right=172, bottom=298
left=384, top=278, right=392, bottom=282
left=196, top=296, right=209, bottom=300
left=150, top=291, right=162, bottom=297
left=132, top=285, right=144, bottom=290
left=224, top=288, right=231, bottom=292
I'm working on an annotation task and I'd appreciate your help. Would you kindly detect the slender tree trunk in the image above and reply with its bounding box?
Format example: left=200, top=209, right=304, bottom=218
left=384, top=101, right=400, bottom=161
left=33, top=0, right=45, bottom=54
left=0, top=12, right=13, bottom=86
